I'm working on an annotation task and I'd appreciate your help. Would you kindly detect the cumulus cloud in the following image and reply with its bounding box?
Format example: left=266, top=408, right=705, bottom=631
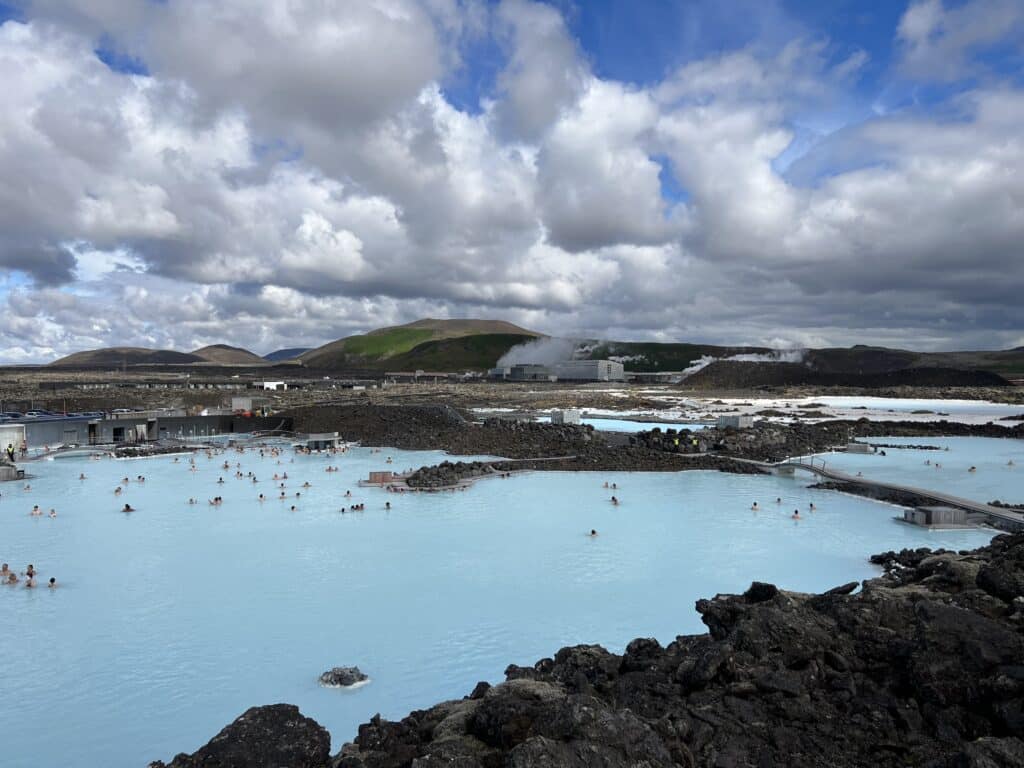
left=0, top=0, right=1022, bottom=362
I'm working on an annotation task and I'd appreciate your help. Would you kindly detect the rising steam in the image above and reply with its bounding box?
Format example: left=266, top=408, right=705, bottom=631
left=496, top=337, right=580, bottom=367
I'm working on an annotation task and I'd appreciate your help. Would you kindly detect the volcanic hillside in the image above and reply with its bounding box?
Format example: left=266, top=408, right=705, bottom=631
left=49, top=347, right=204, bottom=367
left=298, top=318, right=541, bottom=371
left=190, top=344, right=267, bottom=365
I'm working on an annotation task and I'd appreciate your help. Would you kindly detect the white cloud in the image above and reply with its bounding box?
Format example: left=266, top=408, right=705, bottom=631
left=0, top=1, right=1022, bottom=362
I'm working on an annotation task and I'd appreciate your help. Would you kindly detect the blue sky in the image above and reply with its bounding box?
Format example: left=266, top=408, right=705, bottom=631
left=0, top=0, right=1022, bottom=360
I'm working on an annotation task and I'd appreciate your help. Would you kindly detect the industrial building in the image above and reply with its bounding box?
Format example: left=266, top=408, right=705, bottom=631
left=509, top=364, right=555, bottom=382
left=503, top=360, right=625, bottom=383
left=551, top=360, right=625, bottom=382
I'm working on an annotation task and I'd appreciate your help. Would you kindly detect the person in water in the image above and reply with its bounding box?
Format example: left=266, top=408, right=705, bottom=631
left=122, top=503, right=135, bottom=513
left=385, top=501, right=391, bottom=510
left=610, top=496, right=619, bottom=505
left=48, top=509, right=57, bottom=518
left=751, top=501, right=759, bottom=511
left=792, top=509, right=801, bottom=519
left=589, top=529, right=598, bottom=537
left=48, top=577, right=56, bottom=589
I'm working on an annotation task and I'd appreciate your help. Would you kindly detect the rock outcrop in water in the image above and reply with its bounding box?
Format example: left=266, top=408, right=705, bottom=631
left=155, top=533, right=1024, bottom=768
left=320, top=667, right=368, bottom=688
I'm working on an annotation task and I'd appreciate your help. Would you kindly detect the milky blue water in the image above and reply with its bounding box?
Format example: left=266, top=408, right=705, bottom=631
left=541, top=416, right=708, bottom=432
left=0, top=442, right=999, bottom=767
left=815, top=436, right=1024, bottom=504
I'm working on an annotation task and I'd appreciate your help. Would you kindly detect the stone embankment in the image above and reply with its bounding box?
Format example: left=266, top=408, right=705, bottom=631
left=153, top=532, right=1024, bottom=768
left=630, top=419, right=1023, bottom=464
left=404, top=452, right=763, bottom=488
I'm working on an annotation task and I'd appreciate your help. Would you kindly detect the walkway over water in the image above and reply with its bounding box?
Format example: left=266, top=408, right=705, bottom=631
left=762, top=455, right=1024, bottom=532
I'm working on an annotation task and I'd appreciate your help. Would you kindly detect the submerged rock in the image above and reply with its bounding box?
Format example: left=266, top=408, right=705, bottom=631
left=319, top=666, right=368, bottom=688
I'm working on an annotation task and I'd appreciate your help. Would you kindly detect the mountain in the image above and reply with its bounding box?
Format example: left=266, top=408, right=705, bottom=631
left=190, top=344, right=266, bottom=365
left=49, top=347, right=204, bottom=367
left=299, top=319, right=541, bottom=370
left=263, top=347, right=311, bottom=362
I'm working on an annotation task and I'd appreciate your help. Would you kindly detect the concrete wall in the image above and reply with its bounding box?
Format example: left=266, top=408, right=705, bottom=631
left=17, top=415, right=293, bottom=447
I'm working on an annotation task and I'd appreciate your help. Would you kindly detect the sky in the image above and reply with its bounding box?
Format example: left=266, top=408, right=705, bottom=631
left=0, top=0, right=1022, bottom=361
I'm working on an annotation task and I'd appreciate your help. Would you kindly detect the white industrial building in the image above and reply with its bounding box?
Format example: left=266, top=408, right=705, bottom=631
left=551, top=360, right=625, bottom=382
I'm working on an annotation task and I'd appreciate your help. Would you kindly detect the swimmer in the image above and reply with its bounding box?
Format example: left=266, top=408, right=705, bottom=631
left=589, top=529, right=598, bottom=537
left=279, top=492, right=286, bottom=500
left=25, top=576, right=35, bottom=588
left=792, top=509, right=800, bottom=519
left=114, top=486, right=122, bottom=495
left=0, top=563, right=8, bottom=579
left=48, top=509, right=57, bottom=518
left=1009, top=460, right=1015, bottom=466
left=217, top=477, right=225, bottom=484
left=344, top=490, right=352, bottom=498
left=26, top=564, right=35, bottom=578
left=188, top=498, right=197, bottom=505
left=79, top=473, right=86, bottom=480
left=122, top=503, right=135, bottom=513
left=809, top=502, right=816, bottom=512
left=385, top=501, right=391, bottom=510
left=48, top=577, right=56, bottom=589
left=30, top=505, right=41, bottom=516
left=968, top=466, right=977, bottom=473
left=7, top=573, right=17, bottom=585
left=776, top=497, right=781, bottom=504
left=258, top=494, right=265, bottom=502
left=302, top=481, right=311, bottom=488
left=751, top=502, right=759, bottom=511
left=603, top=481, right=609, bottom=488
left=610, top=496, right=619, bottom=505
left=290, top=505, right=297, bottom=512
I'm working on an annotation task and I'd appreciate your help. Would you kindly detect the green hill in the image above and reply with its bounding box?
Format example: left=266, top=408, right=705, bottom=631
left=299, top=319, right=540, bottom=370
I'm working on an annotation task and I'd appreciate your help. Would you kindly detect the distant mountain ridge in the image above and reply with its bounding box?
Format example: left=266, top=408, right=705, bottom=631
left=50, top=347, right=205, bottom=367
left=41, top=320, right=1024, bottom=379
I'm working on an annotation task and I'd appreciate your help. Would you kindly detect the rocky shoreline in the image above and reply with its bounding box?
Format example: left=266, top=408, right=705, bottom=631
left=152, top=532, right=1024, bottom=768
left=287, top=405, right=1022, bottom=472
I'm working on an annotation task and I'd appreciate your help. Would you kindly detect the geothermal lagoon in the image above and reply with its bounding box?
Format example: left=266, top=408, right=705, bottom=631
left=1, top=439, right=1008, bottom=767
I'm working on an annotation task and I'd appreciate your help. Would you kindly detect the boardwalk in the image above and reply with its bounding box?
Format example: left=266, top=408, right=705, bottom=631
left=776, top=456, right=1024, bottom=531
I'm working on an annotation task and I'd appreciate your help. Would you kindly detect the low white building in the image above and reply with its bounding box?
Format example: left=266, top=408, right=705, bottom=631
left=256, top=381, right=287, bottom=391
